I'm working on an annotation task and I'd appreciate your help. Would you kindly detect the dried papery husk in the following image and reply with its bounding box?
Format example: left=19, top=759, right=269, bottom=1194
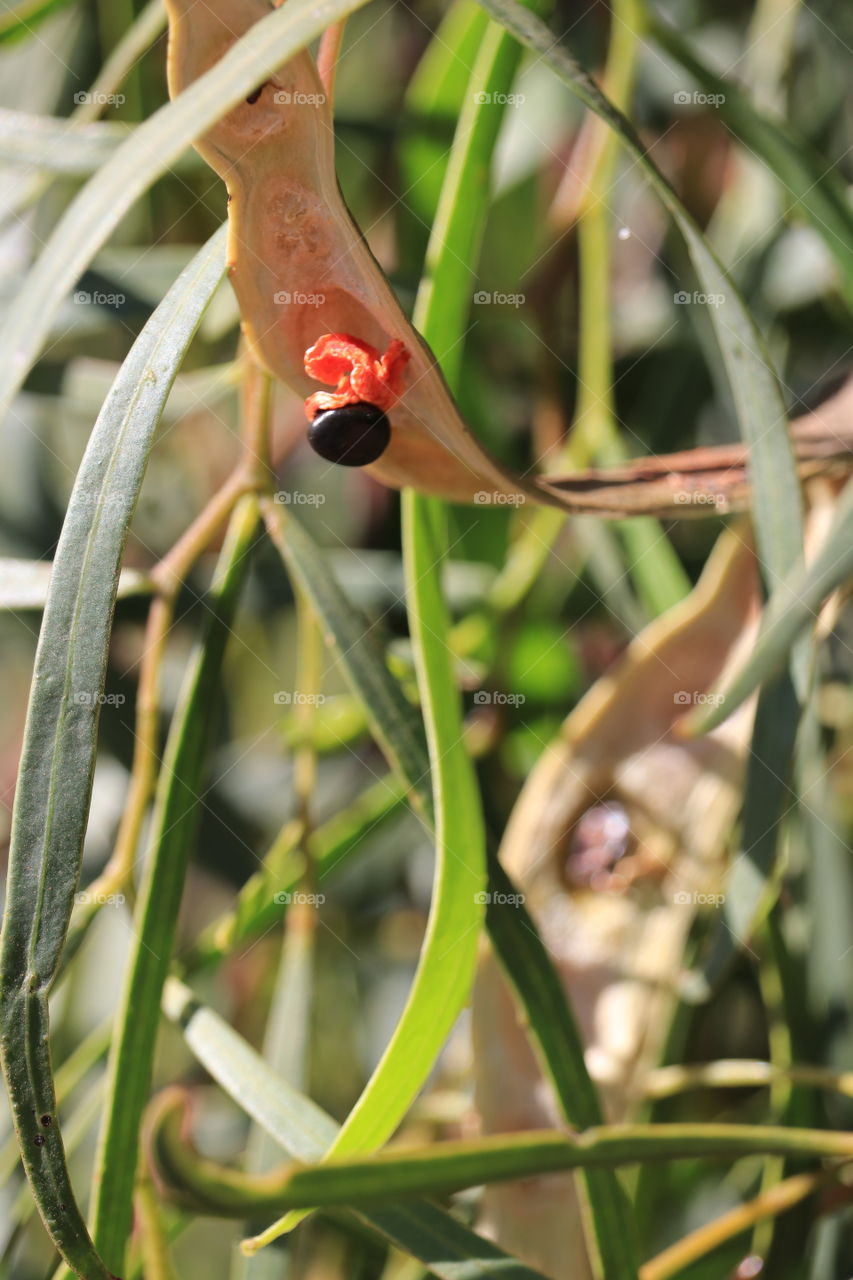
left=164, top=0, right=544, bottom=505
left=165, top=0, right=853, bottom=515
left=473, top=522, right=763, bottom=1278
left=472, top=482, right=844, bottom=1277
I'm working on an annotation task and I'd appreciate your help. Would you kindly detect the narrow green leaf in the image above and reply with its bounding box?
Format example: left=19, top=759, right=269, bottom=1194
left=692, top=674, right=800, bottom=997
left=649, top=16, right=853, bottom=307
left=263, top=503, right=432, bottom=818
left=0, top=0, right=374, bottom=419
left=414, top=14, right=536, bottom=387
left=189, top=771, right=410, bottom=970
left=411, top=21, right=638, bottom=1279
left=0, top=111, right=131, bottom=173
left=228, top=1124, right=853, bottom=1208
left=0, top=1017, right=111, bottom=1189
left=0, top=0, right=77, bottom=42
left=90, top=495, right=260, bottom=1273
left=473, top=0, right=804, bottom=587
left=400, top=0, right=490, bottom=236
left=259, top=509, right=610, bottom=1232
left=484, top=858, right=639, bottom=1274
left=0, top=558, right=153, bottom=612
left=688, top=475, right=853, bottom=734
left=0, top=224, right=227, bottom=1280
left=250, top=492, right=487, bottom=1249
left=161, top=979, right=550, bottom=1280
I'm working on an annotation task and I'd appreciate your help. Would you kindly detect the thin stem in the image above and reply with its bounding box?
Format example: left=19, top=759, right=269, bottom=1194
left=640, top=1165, right=842, bottom=1280
left=78, top=356, right=274, bottom=917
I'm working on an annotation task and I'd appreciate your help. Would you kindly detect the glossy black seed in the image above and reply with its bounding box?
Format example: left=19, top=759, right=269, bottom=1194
left=307, top=402, right=391, bottom=467
left=34, top=1134, right=46, bottom=1147
left=39, top=1114, right=52, bottom=1127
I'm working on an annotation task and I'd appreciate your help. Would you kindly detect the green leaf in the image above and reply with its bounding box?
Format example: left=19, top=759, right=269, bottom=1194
left=472, top=0, right=804, bottom=588
left=688, top=476, right=853, bottom=733
left=0, top=0, right=375, bottom=420
left=409, top=20, right=638, bottom=1278
left=692, top=674, right=800, bottom=998
left=222, top=1123, right=853, bottom=1208
left=0, top=1017, right=111, bottom=1189
left=90, top=495, right=260, bottom=1274
left=0, top=111, right=131, bottom=173
left=649, top=16, right=853, bottom=308
left=262, top=503, right=432, bottom=821
left=0, top=0, right=77, bottom=42
left=400, top=0, right=490, bottom=237
left=162, top=979, right=550, bottom=1280
left=0, top=558, right=153, bottom=612
left=250, top=493, right=487, bottom=1251
left=189, top=771, right=410, bottom=970
left=0, top=224, right=227, bottom=1280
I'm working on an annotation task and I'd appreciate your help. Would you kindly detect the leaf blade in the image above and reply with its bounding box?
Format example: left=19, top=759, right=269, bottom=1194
left=0, top=224, right=227, bottom=1279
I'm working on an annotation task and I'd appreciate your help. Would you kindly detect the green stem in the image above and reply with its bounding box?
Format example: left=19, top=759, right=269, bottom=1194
left=151, top=1106, right=853, bottom=1212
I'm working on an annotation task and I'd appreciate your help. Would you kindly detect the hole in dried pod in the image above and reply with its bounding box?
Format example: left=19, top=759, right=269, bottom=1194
left=563, top=799, right=633, bottom=891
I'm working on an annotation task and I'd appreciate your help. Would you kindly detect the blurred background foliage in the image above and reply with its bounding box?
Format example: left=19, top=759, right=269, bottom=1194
left=1, top=0, right=853, bottom=1275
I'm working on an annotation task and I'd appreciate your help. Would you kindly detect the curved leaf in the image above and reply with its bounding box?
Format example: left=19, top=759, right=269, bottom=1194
left=161, top=980, right=549, bottom=1280
left=220, top=1125, right=853, bottom=1207
left=91, top=496, right=260, bottom=1273
left=0, top=224, right=227, bottom=1279
left=688, top=474, right=853, bottom=734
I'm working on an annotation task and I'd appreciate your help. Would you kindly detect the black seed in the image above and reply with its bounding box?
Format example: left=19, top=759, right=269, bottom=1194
left=246, top=84, right=265, bottom=104
left=34, top=1134, right=46, bottom=1146
left=307, top=402, right=391, bottom=467
left=40, top=1114, right=52, bottom=1126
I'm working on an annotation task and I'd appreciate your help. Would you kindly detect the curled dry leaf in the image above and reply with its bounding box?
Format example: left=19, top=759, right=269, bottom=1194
left=165, top=0, right=853, bottom=516
left=471, top=484, right=841, bottom=1278
left=545, top=378, right=853, bottom=518
left=165, top=0, right=541, bottom=506
left=473, top=523, right=763, bottom=1279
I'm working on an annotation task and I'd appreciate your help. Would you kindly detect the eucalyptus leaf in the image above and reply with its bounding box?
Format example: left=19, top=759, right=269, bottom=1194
left=0, top=224, right=227, bottom=1279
